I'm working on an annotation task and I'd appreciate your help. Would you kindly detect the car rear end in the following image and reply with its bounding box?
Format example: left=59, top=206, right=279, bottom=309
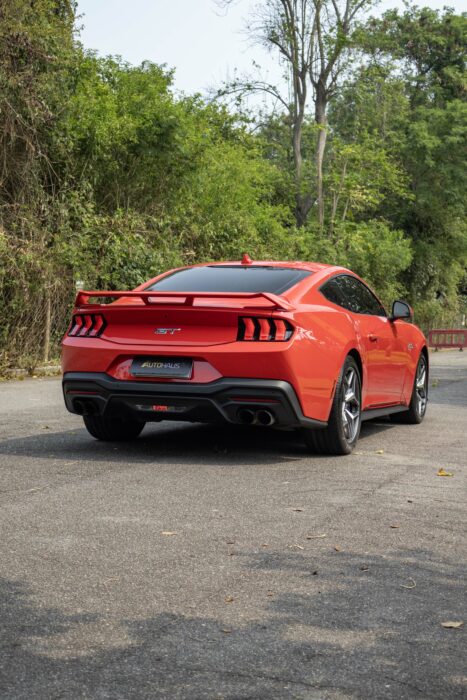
left=62, top=263, right=328, bottom=434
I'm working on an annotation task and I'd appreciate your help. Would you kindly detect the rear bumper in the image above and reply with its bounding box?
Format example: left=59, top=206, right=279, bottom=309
left=62, top=372, right=327, bottom=430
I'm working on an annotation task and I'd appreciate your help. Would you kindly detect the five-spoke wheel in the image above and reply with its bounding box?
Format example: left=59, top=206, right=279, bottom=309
left=341, top=365, right=361, bottom=443
left=303, top=355, right=362, bottom=455
left=391, top=353, right=428, bottom=424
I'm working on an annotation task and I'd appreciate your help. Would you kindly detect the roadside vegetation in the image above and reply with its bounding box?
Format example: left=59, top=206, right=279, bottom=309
left=0, top=0, right=465, bottom=370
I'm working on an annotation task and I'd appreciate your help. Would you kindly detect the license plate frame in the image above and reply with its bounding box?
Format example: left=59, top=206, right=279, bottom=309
left=130, top=356, right=193, bottom=379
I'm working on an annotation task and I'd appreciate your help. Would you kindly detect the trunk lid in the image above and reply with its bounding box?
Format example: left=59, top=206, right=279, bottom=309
left=73, top=291, right=293, bottom=347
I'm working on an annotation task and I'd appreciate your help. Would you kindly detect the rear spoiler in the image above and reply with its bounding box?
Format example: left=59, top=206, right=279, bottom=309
left=74, top=290, right=295, bottom=312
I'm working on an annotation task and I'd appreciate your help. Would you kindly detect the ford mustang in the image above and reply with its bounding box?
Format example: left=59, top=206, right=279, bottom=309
left=62, top=256, right=428, bottom=454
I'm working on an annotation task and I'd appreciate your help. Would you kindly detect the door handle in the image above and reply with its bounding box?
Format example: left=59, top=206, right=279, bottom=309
left=368, top=334, right=378, bottom=342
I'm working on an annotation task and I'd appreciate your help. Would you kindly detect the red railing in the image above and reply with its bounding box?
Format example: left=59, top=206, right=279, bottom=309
left=428, top=329, right=467, bottom=350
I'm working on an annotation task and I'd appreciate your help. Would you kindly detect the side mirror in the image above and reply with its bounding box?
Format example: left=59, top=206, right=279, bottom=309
left=390, top=300, right=413, bottom=321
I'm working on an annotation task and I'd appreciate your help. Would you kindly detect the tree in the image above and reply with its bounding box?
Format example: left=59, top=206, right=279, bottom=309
left=217, top=0, right=374, bottom=228
left=357, top=7, right=467, bottom=324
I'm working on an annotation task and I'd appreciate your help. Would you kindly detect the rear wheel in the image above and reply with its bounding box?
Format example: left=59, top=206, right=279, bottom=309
left=302, top=355, right=361, bottom=455
left=390, top=353, right=428, bottom=424
left=83, top=414, right=145, bottom=441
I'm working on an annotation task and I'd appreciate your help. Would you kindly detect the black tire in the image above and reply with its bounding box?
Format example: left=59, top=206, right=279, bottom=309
left=302, top=355, right=362, bottom=455
left=390, top=353, right=428, bottom=424
left=83, top=414, right=145, bottom=441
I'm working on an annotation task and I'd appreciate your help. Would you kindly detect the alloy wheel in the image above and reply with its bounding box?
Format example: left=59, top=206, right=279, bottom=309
left=415, top=356, right=428, bottom=416
left=341, top=366, right=360, bottom=443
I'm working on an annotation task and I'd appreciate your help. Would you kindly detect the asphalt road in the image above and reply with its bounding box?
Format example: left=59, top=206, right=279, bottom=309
left=0, top=351, right=466, bottom=700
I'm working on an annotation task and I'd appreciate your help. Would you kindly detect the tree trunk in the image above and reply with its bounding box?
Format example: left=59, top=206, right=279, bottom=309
left=292, top=119, right=306, bottom=227
left=291, top=75, right=312, bottom=228
left=43, top=291, right=51, bottom=364
left=315, top=84, right=327, bottom=231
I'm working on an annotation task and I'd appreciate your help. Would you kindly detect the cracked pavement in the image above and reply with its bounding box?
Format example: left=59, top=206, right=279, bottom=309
left=0, top=350, right=466, bottom=699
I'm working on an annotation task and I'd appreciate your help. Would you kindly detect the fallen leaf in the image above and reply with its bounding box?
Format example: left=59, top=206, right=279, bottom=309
left=306, top=533, right=327, bottom=539
left=288, top=544, right=304, bottom=550
left=441, top=621, right=464, bottom=629
left=390, top=523, right=400, bottom=529
left=437, top=468, right=454, bottom=477
left=161, top=531, right=177, bottom=536
left=375, top=449, right=384, bottom=454
left=224, top=596, right=234, bottom=603
left=401, top=578, right=416, bottom=589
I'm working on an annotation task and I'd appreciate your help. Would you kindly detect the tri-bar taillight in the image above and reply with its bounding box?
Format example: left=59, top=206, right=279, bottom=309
left=237, top=317, right=294, bottom=342
left=68, top=314, right=106, bottom=338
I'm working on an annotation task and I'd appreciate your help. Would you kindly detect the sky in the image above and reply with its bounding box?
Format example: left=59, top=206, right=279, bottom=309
left=76, top=0, right=465, bottom=96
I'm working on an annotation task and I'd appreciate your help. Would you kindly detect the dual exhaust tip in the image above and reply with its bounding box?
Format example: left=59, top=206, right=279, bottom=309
left=73, top=399, right=99, bottom=416
left=74, top=398, right=275, bottom=425
left=237, top=408, right=275, bottom=426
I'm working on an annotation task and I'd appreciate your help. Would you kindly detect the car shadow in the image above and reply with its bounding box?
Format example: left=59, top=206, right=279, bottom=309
left=0, top=417, right=401, bottom=466
left=0, top=546, right=465, bottom=699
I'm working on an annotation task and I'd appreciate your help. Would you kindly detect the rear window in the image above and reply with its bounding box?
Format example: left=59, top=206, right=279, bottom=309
left=147, top=266, right=312, bottom=294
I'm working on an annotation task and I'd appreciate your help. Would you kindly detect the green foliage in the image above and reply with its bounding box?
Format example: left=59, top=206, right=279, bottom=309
left=297, top=220, right=413, bottom=305
left=332, top=7, right=467, bottom=322
left=0, top=2, right=465, bottom=368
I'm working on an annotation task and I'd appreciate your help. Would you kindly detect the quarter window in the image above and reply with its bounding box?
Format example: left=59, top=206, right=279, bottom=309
left=320, top=277, right=344, bottom=307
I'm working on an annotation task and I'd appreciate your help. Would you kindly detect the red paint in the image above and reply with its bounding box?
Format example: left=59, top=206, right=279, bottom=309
left=62, top=260, right=427, bottom=422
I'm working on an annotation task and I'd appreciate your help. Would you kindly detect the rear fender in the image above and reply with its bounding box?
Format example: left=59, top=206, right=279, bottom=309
left=287, top=307, right=359, bottom=422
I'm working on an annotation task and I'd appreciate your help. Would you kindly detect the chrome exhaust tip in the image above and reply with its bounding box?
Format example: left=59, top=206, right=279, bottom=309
left=237, top=408, right=256, bottom=425
left=73, top=398, right=98, bottom=416
left=256, top=409, right=275, bottom=426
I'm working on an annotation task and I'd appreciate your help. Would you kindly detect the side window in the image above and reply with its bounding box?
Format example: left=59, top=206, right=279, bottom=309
left=337, top=276, right=386, bottom=316
left=321, top=275, right=386, bottom=316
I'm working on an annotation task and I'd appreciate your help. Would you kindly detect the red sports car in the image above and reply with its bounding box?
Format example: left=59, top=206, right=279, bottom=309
left=62, top=257, right=428, bottom=454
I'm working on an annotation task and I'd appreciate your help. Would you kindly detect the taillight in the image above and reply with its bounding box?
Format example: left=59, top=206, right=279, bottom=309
left=237, top=317, right=294, bottom=342
left=68, top=314, right=106, bottom=337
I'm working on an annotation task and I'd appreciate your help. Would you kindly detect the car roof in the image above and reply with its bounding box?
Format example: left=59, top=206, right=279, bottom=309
left=195, top=260, right=332, bottom=272
left=139, top=259, right=353, bottom=300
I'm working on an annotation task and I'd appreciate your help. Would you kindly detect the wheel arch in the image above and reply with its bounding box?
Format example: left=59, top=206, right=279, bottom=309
left=327, top=347, right=363, bottom=421
left=420, top=344, right=429, bottom=366
left=347, top=348, right=363, bottom=389
left=420, top=343, right=429, bottom=385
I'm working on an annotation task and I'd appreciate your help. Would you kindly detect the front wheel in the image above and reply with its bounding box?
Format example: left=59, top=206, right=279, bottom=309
left=302, top=355, right=361, bottom=455
left=390, top=353, right=428, bottom=424
left=83, top=414, right=145, bottom=441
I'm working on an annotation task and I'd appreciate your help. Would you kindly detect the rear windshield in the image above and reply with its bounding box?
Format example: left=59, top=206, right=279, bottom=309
left=147, top=266, right=312, bottom=294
